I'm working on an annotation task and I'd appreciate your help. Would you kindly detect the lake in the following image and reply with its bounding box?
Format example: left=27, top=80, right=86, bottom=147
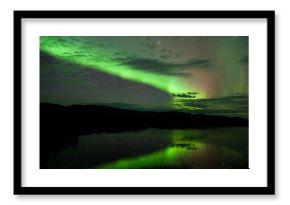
left=44, top=127, right=248, bottom=169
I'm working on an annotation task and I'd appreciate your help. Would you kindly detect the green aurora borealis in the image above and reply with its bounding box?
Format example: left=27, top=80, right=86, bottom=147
left=41, top=37, right=192, bottom=95
left=40, top=36, right=248, bottom=118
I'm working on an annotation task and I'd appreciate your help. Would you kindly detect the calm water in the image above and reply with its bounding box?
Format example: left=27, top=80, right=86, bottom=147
left=46, top=127, right=248, bottom=169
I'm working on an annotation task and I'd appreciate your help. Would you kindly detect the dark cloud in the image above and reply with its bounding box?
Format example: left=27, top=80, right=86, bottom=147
left=187, top=92, right=199, bottom=95
left=185, top=59, right=210, bottom=67
left=180, top=95, right=248, bottom=107
left=176, top=95, right=248, bottom=118
left=172, top=92, right=198, bottom=98
left=115, top=57, right=211, bottom=77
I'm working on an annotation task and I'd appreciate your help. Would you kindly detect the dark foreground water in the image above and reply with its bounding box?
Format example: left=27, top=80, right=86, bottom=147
left=44, top=127, right=248, bottom=169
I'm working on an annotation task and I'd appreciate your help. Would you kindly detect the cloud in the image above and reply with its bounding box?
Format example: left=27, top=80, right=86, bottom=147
left=172, top=92, right=198, bottom=98
left=175, top=95, right=248, bottom=118
left=115, top=57, right=211, bottom=77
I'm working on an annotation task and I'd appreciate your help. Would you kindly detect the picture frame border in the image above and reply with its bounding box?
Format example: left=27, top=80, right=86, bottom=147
left=14, top=10, right=275, bottom=195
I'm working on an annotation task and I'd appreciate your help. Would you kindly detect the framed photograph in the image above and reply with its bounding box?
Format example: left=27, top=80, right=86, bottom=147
left=14, top=10, right=275, bottom=194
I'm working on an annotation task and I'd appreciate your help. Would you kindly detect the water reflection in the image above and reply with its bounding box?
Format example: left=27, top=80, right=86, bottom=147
left=45, top=127, right=248, bottom=169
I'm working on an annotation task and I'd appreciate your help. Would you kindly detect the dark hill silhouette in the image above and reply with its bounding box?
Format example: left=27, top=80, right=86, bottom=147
left=40, top=103, right=248, bottom=168
left=41, top=103, right=247, bottom=132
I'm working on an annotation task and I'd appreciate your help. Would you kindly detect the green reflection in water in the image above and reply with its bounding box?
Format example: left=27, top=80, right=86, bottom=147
left=96, top=147, right=184, bottom=169
left=95, top=130, right=207, bottom=169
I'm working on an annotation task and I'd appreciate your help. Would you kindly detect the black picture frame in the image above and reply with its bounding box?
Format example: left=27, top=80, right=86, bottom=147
left=14, top=10, right=275, bottom=195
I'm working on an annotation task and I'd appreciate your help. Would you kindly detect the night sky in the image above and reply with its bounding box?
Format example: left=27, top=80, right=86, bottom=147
left=40, top=36, right=248, bottom=118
